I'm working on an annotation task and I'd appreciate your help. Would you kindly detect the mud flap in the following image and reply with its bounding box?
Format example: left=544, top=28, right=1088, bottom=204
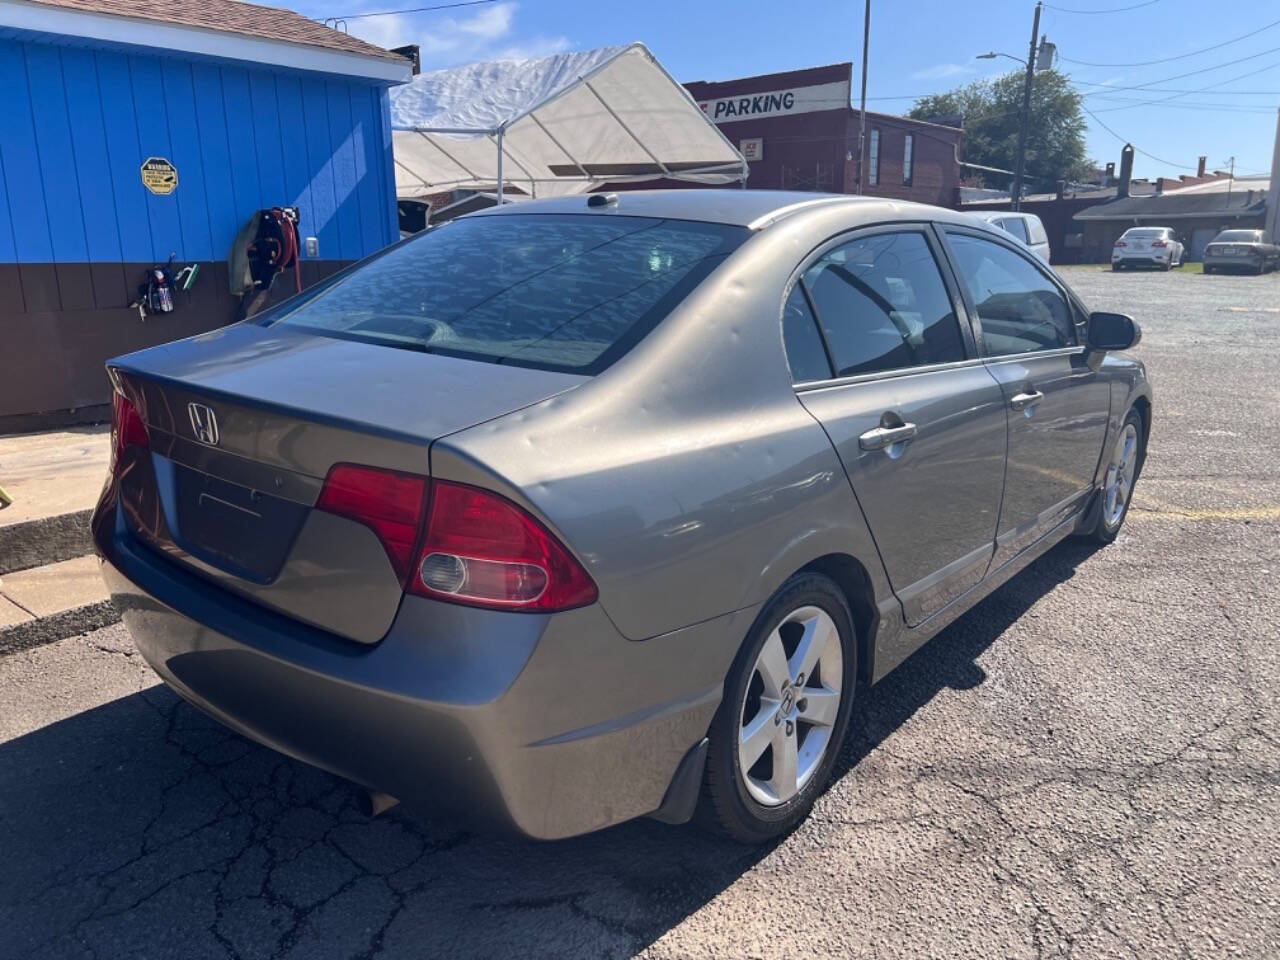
left=647, top=737, right=708, bottom=825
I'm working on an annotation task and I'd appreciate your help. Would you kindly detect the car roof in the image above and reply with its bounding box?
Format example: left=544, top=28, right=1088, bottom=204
left=464, top=188, right=979, bottom=231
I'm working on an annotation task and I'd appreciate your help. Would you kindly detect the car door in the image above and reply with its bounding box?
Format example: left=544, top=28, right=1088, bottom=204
left=788, top=226, right=1008, bottom=626
left=940, top=227, right=1111, bottom=566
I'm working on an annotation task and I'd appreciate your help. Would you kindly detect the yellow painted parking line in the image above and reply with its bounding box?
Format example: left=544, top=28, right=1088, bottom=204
left=1130, top=504, right=1280, bottom=522
left=1225, top=306, right=1280, bottom=313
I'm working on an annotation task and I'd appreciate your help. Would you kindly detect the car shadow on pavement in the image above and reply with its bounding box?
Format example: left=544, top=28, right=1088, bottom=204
left=0, top=538, right=1099, bottom=960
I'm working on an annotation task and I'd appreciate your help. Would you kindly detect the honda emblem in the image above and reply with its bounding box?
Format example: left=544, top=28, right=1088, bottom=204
left=188, top=402, right=220, bottom=446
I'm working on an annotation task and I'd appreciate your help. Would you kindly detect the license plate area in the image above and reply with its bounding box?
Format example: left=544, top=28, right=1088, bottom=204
left=154, top=456, right=308, bottom=583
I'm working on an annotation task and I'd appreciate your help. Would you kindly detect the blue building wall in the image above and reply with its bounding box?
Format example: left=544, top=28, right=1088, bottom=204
left=0, top=37, right=397, bottom=266
left=0, top=34, right=400, bottom=420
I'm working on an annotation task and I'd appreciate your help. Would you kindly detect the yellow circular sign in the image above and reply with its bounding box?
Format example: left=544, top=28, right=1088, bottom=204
left=140, top=157, right=178, bottom=196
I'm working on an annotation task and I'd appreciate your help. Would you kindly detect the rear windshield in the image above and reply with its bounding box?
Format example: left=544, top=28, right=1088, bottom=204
left=1123, top=228, right=1167, bottom=239
left=268, top=214, right=748, bottom=373
left=1215, top=230, right=1262, bottom=242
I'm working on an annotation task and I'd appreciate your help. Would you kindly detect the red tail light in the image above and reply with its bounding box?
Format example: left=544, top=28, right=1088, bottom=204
left=1113, top=240, right=1127, bottom=248
left=316, top=464, right=428, bottom=584
left=315, top=467, right=596, bottom=612
left=410, top=481, right=597, bottom=611
left=110, top=390, right=149, bottom=472
left=1151, top=240, right=1167, bottom=248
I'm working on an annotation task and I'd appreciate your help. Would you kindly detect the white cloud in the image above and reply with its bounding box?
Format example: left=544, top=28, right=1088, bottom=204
left=912, top=62, right=979, bottom=80
left=344, top=2, right=570, bottom=68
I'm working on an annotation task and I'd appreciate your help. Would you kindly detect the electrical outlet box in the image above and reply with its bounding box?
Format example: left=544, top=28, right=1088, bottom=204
left=305, top=236, right=319, bottom=257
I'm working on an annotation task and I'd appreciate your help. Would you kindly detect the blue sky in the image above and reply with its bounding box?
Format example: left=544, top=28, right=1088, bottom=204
left=295, top=0, right=1279, bottom=181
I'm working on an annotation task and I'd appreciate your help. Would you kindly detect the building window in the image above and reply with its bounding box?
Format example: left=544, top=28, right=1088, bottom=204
left=903, top=134, right=914, bottom=186
left=868, top=129, right=880, bottom=186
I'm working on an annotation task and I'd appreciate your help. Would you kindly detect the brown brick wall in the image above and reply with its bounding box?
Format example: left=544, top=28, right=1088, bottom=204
left=849, top=114, right=962, bottom=207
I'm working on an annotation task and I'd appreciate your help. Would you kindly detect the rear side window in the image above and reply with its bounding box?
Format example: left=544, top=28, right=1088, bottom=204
left=781, top=286, right=832, bottom=382
left=269, top=214, right=748, bottom=373
left=1026, top=217, right=1048, bottom=245
left=803, top=231, right=966, bottom=377
left=1000, top=217, right=1029, bottom=243
left=945, top=232, right=1075, bottom=357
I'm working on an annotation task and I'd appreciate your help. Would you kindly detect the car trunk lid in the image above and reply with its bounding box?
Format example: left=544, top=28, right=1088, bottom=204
left=109, top=323, right=586, bottom=641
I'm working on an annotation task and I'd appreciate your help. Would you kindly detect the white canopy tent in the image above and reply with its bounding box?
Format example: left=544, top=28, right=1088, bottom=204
left=389, top=43, right=748, bottom=200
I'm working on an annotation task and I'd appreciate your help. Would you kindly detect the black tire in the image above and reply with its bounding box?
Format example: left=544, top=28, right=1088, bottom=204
left=1112, top=263, right=1121, bottom=272
left=1089, top=407, right=1145, bottom=544
left=1204, top=265, right=1213, bottom=275
left=697, top=572, right=857, bottom=844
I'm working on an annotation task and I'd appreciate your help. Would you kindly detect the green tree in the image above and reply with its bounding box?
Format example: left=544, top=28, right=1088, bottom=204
left=909, top=69, right=1093, bottom=188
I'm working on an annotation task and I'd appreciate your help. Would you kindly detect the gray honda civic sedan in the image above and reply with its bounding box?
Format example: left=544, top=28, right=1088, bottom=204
left=94, top=191, right=1151, bottom=843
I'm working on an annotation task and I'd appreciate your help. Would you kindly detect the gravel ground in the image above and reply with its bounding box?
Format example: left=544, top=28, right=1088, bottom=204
left=2, top=268, right=1278, bottom=960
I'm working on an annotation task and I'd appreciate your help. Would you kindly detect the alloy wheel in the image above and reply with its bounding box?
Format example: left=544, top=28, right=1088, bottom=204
left=738, top=605, right=843, bottom=806
left=1103, top=422, right=1139, bottom=528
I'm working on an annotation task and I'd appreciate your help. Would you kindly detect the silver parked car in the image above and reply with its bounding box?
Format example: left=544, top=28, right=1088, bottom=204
left=1203, top=229, right=1280, bottom=275
left=94, top=191, right=1151, bottom=843
left=1112, top=226, right=1184, bottom=270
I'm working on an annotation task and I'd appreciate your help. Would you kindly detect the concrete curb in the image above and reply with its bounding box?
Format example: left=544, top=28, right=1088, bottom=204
left=0, top=599, right=120, bottom=656
left=0, top=509, right=94, bottom=576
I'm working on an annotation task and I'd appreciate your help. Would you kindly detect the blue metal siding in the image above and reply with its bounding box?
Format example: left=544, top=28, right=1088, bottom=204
left=0, top=36, right=397, bottom=267
left=25, top=43, right=90, bottom=263
left=0, top=41, right=54, bottom=262
left=61, top=48, right=124, bottom=262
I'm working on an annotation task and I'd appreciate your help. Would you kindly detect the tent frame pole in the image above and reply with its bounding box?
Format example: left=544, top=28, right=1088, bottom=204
left=496, top=127, right=505, bottom=204
left=415, top=129, right=482, bottom=186
left=487, top=131, right=537, bottom=197
left=582, top=79, right=673, bottom=179
left=529, top=113, right=590, bottom=181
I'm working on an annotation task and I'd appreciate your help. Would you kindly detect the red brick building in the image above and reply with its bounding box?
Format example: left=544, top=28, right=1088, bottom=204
left=683, top=63, right=964, bottom=206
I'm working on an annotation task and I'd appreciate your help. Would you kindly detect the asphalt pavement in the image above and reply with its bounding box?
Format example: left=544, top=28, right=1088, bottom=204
left=2, top=267, right=1277, bottom=959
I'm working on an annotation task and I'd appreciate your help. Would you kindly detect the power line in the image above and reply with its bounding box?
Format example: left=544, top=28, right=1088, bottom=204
left=1043, top=0, right=1160, bottom=13
left=1080, top=57, right=1280, bottom=111
left=1081, top=104, right=1199, bottom=169
left=1089, top=100, right=1274, bottom=113
left=1077, top=43, right=1280, bottom=96
left=1059, top=17, right=1280, bottom=67
left=325, top=0, right=494, bottom=21
left=1071, top=79, right=1280, bottom=95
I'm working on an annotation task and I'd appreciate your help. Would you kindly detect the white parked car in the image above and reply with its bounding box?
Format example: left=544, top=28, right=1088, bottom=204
left=1112, top=226, right=1184, bottom=271
left=972, top=211, right=1051, bottom=262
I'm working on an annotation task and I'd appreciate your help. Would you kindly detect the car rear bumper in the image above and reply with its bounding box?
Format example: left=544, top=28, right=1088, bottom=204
left=96, top=503, right=745, bottom=839
left=1111, top=254, right=1171, bottom=266
left=1204, top=255, right=1262, bottom=269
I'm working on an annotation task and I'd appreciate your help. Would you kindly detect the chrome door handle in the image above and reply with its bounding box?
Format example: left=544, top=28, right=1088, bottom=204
left=859, top=423, right=918, bottom=450
left=1009, top=390, right=1044, bottom=412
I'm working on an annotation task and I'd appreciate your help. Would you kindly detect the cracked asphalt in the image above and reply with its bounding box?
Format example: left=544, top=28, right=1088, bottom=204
left=2, top=268, right=1278, bottom=959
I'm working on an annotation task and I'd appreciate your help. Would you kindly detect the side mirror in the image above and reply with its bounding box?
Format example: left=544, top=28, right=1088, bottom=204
left=1087, top=311, right=1141, bottom=352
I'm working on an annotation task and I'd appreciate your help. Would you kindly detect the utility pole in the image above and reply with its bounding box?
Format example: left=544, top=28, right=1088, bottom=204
left=1225, top=155, right=1235, bottom=203
left=856, top=0, right=871, bottom=194
left=1011, top=1, right=1042, bottom=211
left=1265, top=110, right=1280, bottom=243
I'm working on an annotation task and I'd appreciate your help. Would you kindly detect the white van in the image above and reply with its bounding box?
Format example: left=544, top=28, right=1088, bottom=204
left=972, top=211, right=1051, bottom=263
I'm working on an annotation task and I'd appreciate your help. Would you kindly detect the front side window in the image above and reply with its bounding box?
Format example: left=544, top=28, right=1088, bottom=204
left=868, top=130, right=880, bottom=186
left=902, top=134, right=914, bottom=186
left=802, top=231, right=966, bottom=377
left=269, top=214, right=748, bottom=373
left=945, top=231, right=1075, bottom=357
